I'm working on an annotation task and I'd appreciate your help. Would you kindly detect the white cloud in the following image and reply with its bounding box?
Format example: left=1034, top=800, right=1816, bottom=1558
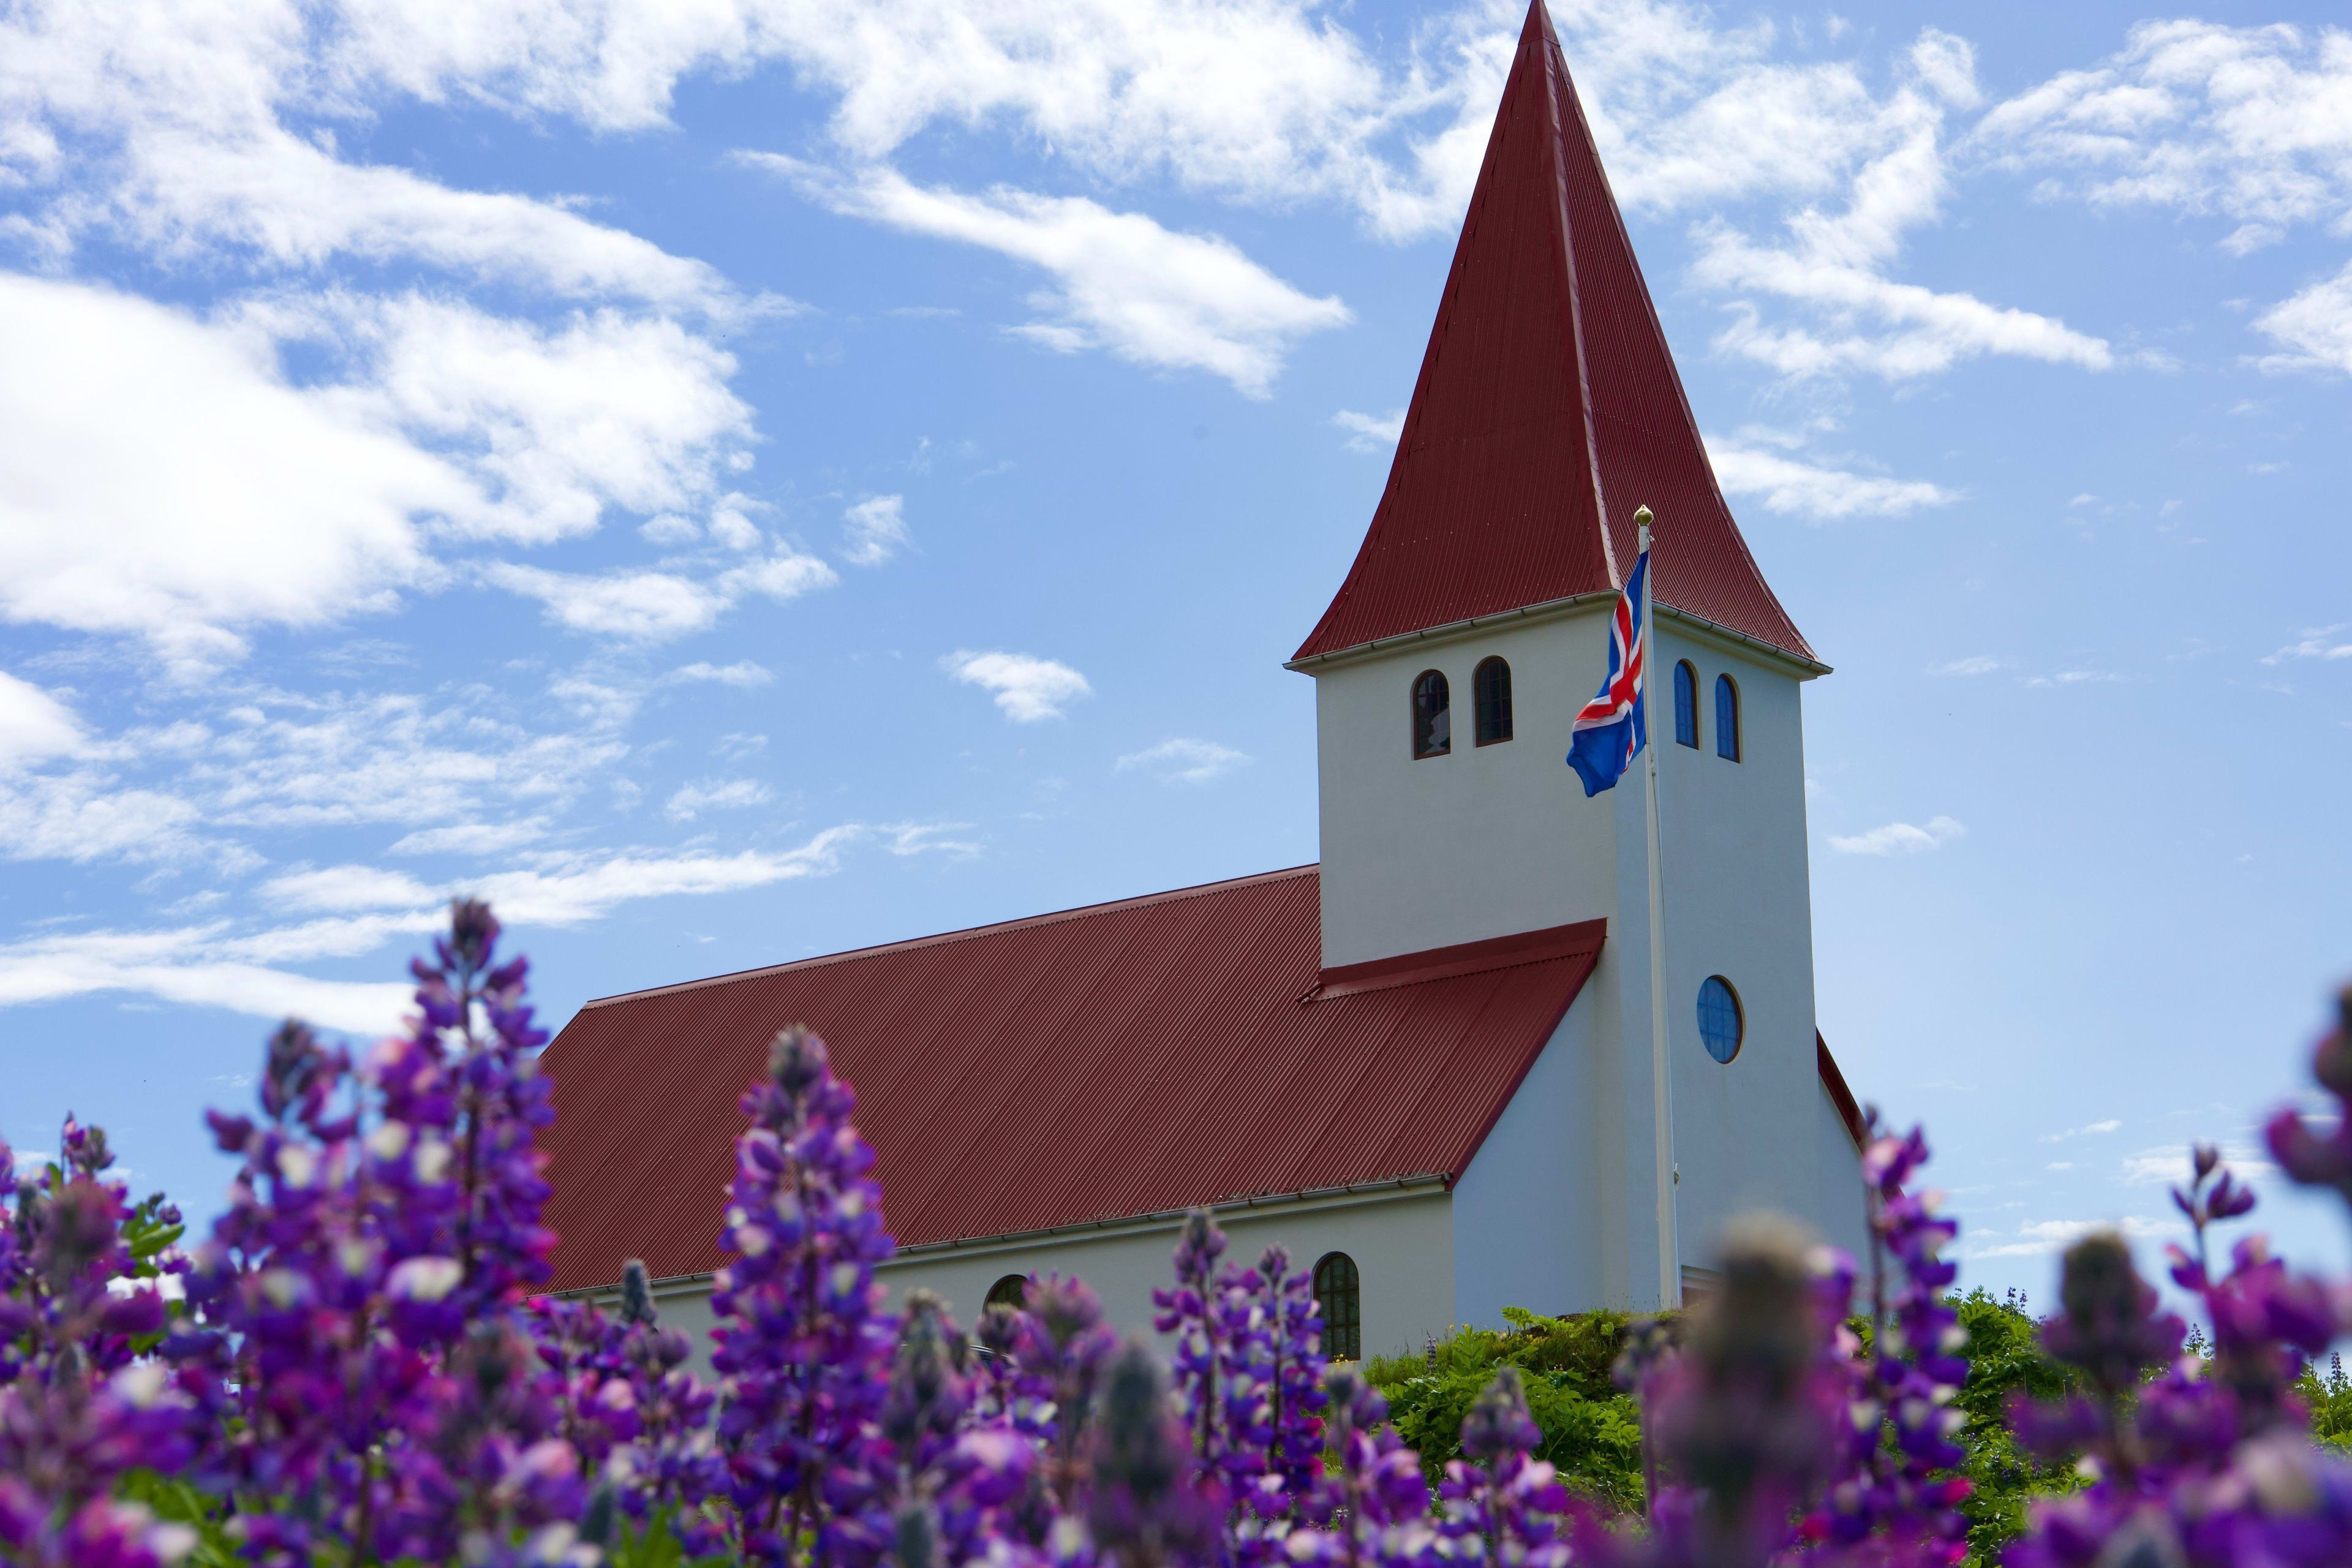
left=663, top=778, right=771, bottom=821
left=2041, top=1118, right=2124, bottom=1143
left=488, top=549, right=835, bottom=641
left=0, top=273, right=772, bottom=668
left=0, top=827, right=866, bottom=1026
left=0, top=930, right=417, bottom=1035
left=0, top=773, right=214, bottom=866
left=1115, top=737, right=1252, bottom=785
left=0, top=671, right=86, bottom=769
left=880, top=821, right=982, bottom=858
left=2024, top=669, right=2122, bottom=687
left=388, top=820, right=549, bottom=856
left=1705, top=439, right=1958, bottom=519
left=745, top=157, right=1350, bottom=397
left=668, top=660, right=774, bottom=687
left=0, top=0, right=734, bottom=307
left=2253, top=261, right=2352, bottom=375
left=1931, top=656, right=2008, bottom=676
left=262, top=864, right=439, bottom=913
left=254, top=293, right=760, bottom=546
left=1962, top=1214, right=2176, bottom=1261
left=0, top=273, right=448, bottom=665
left=841, top=494, right=910, bottom=566
left=1975, top=20, right=2352, bottom=255
left=465, top=832, right=861, bottom=924
left=1828, top=814, right=1966, bottom=856
left=941, top=649, right=1093, bottom=722
left=2264, top=625, right=2352, bottom=663
left=2120, top=1140, right=2278, bottom=1189
left=487, top=564, right=728, bottom=641
left=1332, top=409, right=1404, bottom=453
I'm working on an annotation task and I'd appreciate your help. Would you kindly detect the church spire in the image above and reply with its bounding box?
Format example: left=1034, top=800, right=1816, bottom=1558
left=1292, top=0, right=1815, bottom=666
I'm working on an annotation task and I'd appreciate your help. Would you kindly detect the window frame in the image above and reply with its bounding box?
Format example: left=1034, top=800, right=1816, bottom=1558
left=984, top=1273, right=1029, bottom=1311
left=1472, top=657, right=1513, bottom=747
left=1714, top=673, right=1741, bottom=763
left=1312, top=1251, right=1362, bottom=1362
left=1673, top=660, right=1699, bottom=749
left=1411, top=669, right=1452, bottom=760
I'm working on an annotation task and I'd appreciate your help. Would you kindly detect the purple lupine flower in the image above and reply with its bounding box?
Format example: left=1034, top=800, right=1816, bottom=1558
left=1152, top=1213, right=1329, bottom=1553
left=0, top=1120, right=200, bottom=1568
left=1433, top=1367, right=1572, bottom=1568
left=1638, top=1217, right=1843, bottom=1568
left=1022, top=1273, right=1121, bottom=1514
left=1803, top=1118, right=1972, bottom=1565
left=2002, top=1191, right=2352, bottom=1568
left=1087, top=1338, right=1221, bottom=1568
left=525, top=1261, right=723, bottom=1556
left=174, top=902, right=589, bottom=1564
left=1242, top=1245, right=1327, bottom=1513
left=2264, top=985, right=2352, bottom=1208
left=1301, top=1365, right=1431, bottom=1568
left=707, top=1025, right=899, bottom=1566
left=973, top=1294, right=1058, bottom=1440
left=845, top=1291, right=1047, bottom=1568
left=1154, top=1212, right=1234, bottom=1472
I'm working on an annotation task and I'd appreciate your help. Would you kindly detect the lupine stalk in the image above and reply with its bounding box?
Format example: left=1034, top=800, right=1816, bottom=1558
left=1803, top=1118, right=1972, bottom=1565
left=707, top=1027, right=897, bottom=1567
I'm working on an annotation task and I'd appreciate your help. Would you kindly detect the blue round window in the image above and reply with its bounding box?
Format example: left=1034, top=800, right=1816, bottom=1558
left=1697, top=976, right=1743, bottom=1063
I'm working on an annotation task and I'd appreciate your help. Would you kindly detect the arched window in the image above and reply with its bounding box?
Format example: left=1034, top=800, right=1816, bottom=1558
left=1473, top=657, right=1513, bottom=746
left=1697, top=976, right=1744, bottom=1063
left=1673, top=661, right=1699, bottom=749
left=984, top=1273, right=1029, bottom=1311
left=1412, top=671, right=1451, bottom=759
left=1714, top=674, right=1740, bottom=762
left=1312, top=1252, right=1361, bottom=1361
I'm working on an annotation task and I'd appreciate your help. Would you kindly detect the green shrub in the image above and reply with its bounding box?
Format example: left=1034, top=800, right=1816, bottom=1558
left=1363, top=1307, right=1647, bottom=1514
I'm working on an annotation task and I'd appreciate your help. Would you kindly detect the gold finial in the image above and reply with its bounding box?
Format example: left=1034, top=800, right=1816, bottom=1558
left=1634, top=504, right=1654, bottom=533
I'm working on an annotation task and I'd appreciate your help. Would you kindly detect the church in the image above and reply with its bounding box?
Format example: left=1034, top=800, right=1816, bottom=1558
left=537, top=0, right=1871, bottom=1363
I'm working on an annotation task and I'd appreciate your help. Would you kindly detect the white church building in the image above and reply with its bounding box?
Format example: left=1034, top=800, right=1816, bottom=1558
left=538, top=0, right=1870, bottom=1363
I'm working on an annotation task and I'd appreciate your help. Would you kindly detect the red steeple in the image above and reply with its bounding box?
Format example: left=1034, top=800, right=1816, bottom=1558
left=1293, top=0, right=1814, bottom=666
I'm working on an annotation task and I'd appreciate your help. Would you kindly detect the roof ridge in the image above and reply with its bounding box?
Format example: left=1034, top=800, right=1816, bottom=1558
left=577, top=864, right=1321, bottom=1009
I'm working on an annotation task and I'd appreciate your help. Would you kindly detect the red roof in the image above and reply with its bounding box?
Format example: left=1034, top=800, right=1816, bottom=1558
left=1292, top=0, right=1813, bottom=666
left=537, top=867, right=1607, bottom=1292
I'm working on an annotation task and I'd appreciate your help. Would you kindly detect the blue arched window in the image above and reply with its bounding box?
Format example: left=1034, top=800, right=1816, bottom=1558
left=1673, top=661, right=1698, bottom=748
left=1714, top=674, right=1740, bottom=762
left=1697, top=976, right=1743, bottom=1063
left=1313, top=1252, right=1361, bottom=1360
left=1474, top=657, right=1513, bottom=745
left=1412, top=670, right=1451, bottom=759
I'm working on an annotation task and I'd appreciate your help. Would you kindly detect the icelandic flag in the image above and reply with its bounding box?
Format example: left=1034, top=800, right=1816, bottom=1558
left=1566, top=548, right=1649, bottom=797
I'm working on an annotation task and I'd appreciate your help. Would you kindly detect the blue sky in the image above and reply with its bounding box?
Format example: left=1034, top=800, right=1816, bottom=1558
left=2, top=0, right=2348, bottom=1307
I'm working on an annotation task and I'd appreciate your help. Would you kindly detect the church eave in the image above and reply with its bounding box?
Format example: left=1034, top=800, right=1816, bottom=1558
left=1284, top=593, right=1830, bottom=680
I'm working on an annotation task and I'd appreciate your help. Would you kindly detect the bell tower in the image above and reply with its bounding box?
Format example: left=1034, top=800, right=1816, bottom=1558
left=1287, top=0, right=1838, bottom=1301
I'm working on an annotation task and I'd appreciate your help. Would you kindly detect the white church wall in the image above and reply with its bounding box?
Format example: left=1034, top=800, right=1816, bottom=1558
left=1815, top=1091, right=1870, bottom=1263
left=619, top=1188, right=1461, bottom=1376
left=1643, top=624, right=1830, bottom=1268
left=1309, top=603, right=1622, bottom=971
left=1452, top=989, right=1611, bottom=1324
left=861, top=1190, right=1457, bottom=1363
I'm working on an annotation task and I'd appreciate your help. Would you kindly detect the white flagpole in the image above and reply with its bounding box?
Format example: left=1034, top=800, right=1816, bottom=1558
left=1635, top=505, right=1683, bottom=1311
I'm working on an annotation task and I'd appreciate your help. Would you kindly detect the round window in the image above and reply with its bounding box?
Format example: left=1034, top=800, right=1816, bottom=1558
left=1697, top=976, right=1743, bottom=1063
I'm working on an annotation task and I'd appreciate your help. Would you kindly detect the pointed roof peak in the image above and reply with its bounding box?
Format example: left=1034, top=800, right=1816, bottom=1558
left=1293, top=0, right=1814, bottom=667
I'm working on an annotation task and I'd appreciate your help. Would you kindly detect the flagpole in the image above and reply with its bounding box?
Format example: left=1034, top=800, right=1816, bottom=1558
left=1636, top=505, right=1683, bottom=1311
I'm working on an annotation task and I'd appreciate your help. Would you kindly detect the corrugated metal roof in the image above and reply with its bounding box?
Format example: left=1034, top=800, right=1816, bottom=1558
left=1292, top=0, right=1815, bottom=666
left=537, top=868, right=1607, bottom=1293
